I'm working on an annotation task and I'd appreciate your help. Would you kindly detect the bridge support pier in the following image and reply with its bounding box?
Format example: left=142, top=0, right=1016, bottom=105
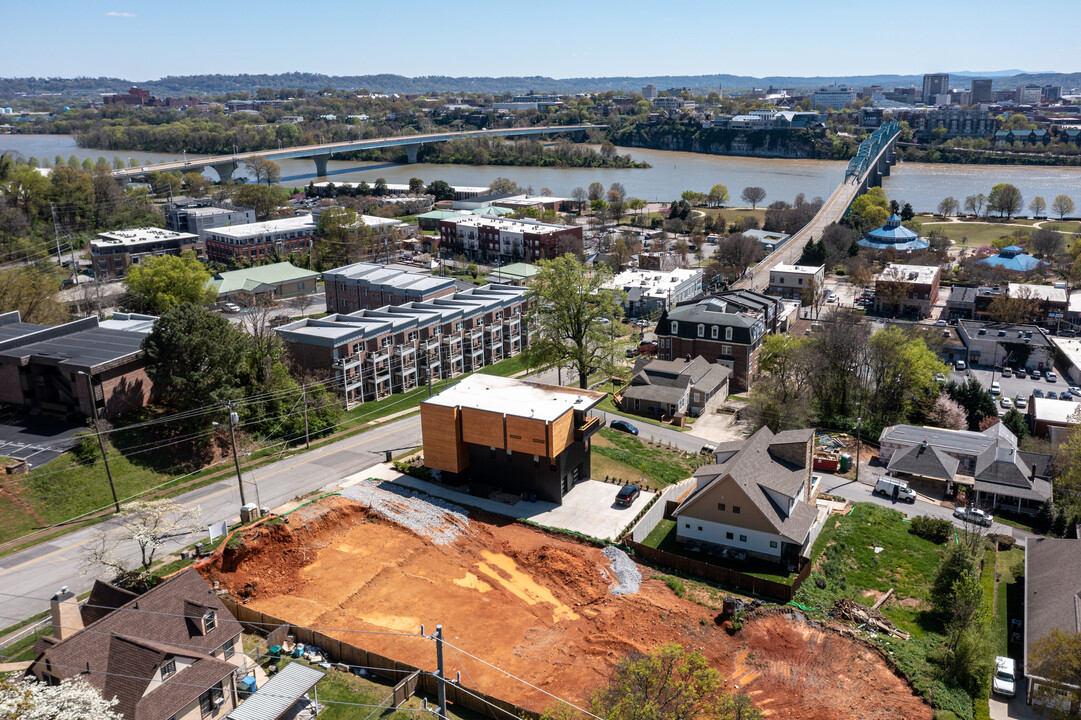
left=404, top=144, right=422, bottom=164
left=312, top=154, right=332, bottom=178
left=210, top=161, right=236, bottom=184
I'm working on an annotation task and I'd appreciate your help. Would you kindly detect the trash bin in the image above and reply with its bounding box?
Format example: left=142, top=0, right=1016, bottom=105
left=839, top=454, right=851, bottom=472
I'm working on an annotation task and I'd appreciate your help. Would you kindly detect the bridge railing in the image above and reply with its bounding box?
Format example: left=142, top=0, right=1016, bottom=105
left=844, top=122, right=900, bottom=182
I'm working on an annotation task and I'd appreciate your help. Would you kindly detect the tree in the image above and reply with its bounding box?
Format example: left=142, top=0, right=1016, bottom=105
left=245, top=156, right=281, bottom=185
left=708, top=183, right=730, bottom=207
left=182, top=171, right=212, bottom=197
left=1051, top=194, right=1075, bottom=220
left=525, top=255, right=625, bottom=389
left=1029, top=228, right=1064, bottom=258
left=608, top=182, right=627, bottom=203
left=1028, top=630, right=1081, bottom=718
left=989, top=183, right=1023, bottom=219
left=83, top=499, right=202, bottom=590
left=587, top=182, right=605, bottom=202
left=1002, top=408, right=1029, bottom=439
left=609, top=237, right=631, bottom=271
left=571, top=186, right=587, bottom=212
left=937, top=196, right=959, bottom=216
left=900, top=202, right=915, bottom=221
left=373, top=177, right=388, bottom=195
left=716, top=233, right=762, bottom=275
left=740, top=186, right=766, bottom=210
left=408, top=177, right=425, bottom=194
left=945, top=377, right=999, bottom=430
left=927, top=395, right=967, bottom=430
left=0, top=676, right=122, bottom=720
left=426, top=180, right=455, bottom=202
left=964, top=193, right=987, bottom=217
left=141, top=304, right=249, bottom=415
left=232, top=183, right=289, bottom=220
left=123, top=250, right=217, bottom=314
left=1029, top=195, right=1047, bottom=218
left=0, top=265, right=69, bottom=325
left=584, top=644, right=761, bottom=720
left=489, top=177, right=522, bottom=194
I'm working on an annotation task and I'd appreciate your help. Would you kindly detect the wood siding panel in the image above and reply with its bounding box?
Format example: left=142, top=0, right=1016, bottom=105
left=461, top=407, right=505, bottom=448
left=505, top=415, right=549, bottom=456
left=679, top=476, right=779, bottom=534
left=421, top=405, right=467, bottom=472
left=548, top=410, right=575, bottom=457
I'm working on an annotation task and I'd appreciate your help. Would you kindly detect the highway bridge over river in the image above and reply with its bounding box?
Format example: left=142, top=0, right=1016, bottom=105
left=112, top=124, right=605, bottom=183
left=735, top=122, right=901, bottom=291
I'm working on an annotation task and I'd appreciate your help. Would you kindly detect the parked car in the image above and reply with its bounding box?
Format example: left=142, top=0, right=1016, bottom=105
left=934, top=319, right=947, bottom=327
left=1000, top=397, right=1012, bottom=408
left=699, top=443, right=717, bottom=456
left=874, top=476, right=916, bottom=503
left=221, top=302, right=241, bottom=313
left=990, top=382, right=1001, bottom=395
left=1034, top=388, right=1045, bottom=398
left=992, top=656, right=1017, bottom=698
left=1047, top=371, right=1058, bottom=382
left=1031, top=369, right=1042, bottom=379
left=615, top=484, right=641, bottom=506
left=1016, top=398, right=1028, bottom=410
left=955, top=360, right=967, bottom=371
left=1000, top=367, right=1012, bottom=378
left=625, top=348, right=638, bottom=358
left=1070, top=386, right=1081, bottom=397
left=934, top=373, right=947, bottom=384
left=1048, top=391, right=1059, bottom=399
left=953, top=506, right=994, bottom=527
left=610, top=419, right=639, bottom=435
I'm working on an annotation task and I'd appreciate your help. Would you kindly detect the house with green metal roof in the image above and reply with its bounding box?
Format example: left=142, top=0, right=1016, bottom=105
left=209, top=262, right=320, bottom=300
left=489, top=262, right=539, bottom=285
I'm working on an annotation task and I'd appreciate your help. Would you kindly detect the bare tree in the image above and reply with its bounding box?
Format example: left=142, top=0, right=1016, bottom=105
left=740, top=186, right=766, bottom=210
left=801, top=276, right=826, bottom=320
left=83, top=500, right=202, bottom=590
left=715, top=233, right=762, bottom=276
left=571, top=186, right=587, bottom=212
left=964, top=193, right=986, bottom=217
left=938, top=196, right=959, bottom=216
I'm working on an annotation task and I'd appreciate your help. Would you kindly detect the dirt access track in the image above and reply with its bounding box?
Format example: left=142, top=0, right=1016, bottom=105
left=202, top=493, right=931, bottom=720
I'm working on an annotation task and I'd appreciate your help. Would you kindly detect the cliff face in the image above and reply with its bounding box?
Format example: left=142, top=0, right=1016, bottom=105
left=612, top=122, right=824, bottom=159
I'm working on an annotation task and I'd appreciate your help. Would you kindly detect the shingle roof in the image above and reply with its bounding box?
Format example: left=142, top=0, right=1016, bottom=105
left=887, top=442, right=959, bottom=481
left=81, top=580, right=138, bottom=626
left=1024, top=538, right=1081, bottom=679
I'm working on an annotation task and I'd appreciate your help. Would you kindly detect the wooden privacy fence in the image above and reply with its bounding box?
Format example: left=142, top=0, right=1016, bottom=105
left=624, top=540, right=814, bottom=603
left=222, top=599, right=539, bottom=720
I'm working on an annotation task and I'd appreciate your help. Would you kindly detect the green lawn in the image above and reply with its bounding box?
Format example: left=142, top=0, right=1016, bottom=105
left=794, top=503, right=975, bottom=720
left=991, top=547, right=1025, bottom=660
left=641, top=519, right=795, bottom=583
left=591, top=428, right=707, bottom=487
left=916, top=214, right=1080, bottom=249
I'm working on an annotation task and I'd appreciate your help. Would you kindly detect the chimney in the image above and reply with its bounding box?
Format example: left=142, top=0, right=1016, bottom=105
left=50, top=587, right=82, bottom=641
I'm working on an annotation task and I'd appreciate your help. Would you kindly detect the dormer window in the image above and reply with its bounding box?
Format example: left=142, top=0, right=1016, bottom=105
left=671, top=321, right=678, bottom=334
left=203, top=610, right=216, bottom=633
left=697, top=324, right=704, bottom=337
left=161, top=658, right=176, bottom=680
left=725, top=327, right=733, bottom=341
left=711, top=326, right=718, bottom=339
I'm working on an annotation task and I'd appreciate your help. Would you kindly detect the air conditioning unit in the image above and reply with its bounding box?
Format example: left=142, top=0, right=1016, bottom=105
left=214, top=696, right=225, bottom=707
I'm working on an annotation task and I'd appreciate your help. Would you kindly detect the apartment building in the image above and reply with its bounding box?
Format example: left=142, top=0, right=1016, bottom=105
left=437, top=215, right=583, bottom=263
left=91, top=228, right=202, bottom=279
left=279, top=284, right=529, bottom=407
left=203, top=215, right=317, bottom=263
left=165, top=200, right=256, bottom=241
left=873, top=263, right=941, bottom=319
left=604, top=268, right=703, bottom=317
left=323, top=262, right=457, bottom=314
left=420, top=375, right=606, bottom=504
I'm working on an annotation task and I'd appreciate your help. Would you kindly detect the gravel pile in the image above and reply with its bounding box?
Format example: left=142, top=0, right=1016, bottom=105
left=602, top=546, right=641, bottom=595
left=341, top=482, right=469, bottom=545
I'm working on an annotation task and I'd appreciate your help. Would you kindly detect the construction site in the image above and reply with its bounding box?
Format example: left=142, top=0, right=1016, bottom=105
left=201, top=482, right=933, bottom=720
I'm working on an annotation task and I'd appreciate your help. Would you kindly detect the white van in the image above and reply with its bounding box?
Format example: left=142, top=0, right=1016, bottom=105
left=874, top=476, right=916, bottom=503
left=992, top=656, right=1016, bottom=697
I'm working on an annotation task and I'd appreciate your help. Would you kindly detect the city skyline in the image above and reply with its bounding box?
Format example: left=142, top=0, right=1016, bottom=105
left=5, top=0, right=1078, bottom=81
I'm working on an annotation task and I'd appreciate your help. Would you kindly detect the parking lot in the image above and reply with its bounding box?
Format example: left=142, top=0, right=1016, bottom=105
left=950, top=364, right=1076, bottom=412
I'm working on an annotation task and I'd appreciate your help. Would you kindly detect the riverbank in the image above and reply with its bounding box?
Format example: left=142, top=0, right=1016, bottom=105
left=900, top=145, right=1081, bottom=167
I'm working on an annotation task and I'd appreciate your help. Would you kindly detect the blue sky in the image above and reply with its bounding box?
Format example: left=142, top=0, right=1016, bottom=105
left=5, top=0, right=1077, bottom=80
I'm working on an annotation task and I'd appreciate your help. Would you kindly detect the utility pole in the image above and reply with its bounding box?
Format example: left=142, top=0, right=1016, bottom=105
left=301, top=386, right=310, bottom=450
left=434, top=625, right=448, bottom=720
left=854, top=403, right=863, bottom=486
left=222, top=403, right=247, bottom=506
left=49, top=204, right=64, bottom=270
left=80, top=371, right=120, bottom=512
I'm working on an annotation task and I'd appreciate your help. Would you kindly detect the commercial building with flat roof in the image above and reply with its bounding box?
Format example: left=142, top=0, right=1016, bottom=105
left=165, top=201, right=256, bottom=241
left=91, top=228, right=202, bottom=279
left=204, top=215, right=317, bottom=263
left=421, top=375, right=605, bottom=504
left=605, top=268, right=703, bottom=317
left=767, top=263, right=824, bottom=302
left=0, top=311, right=157, bottom=419
left=957, top=321, right=1055, bottom=370
left=324, top=262, right=457, bottom=314
left=873, top=263, right=940, bottom=319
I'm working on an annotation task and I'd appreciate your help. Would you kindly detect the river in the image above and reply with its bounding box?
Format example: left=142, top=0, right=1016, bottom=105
left=3, top=133, right=1080, bottom=212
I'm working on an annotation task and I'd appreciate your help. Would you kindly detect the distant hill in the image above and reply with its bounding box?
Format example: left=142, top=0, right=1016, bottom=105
left=1, top=71, right=1078, bottom=98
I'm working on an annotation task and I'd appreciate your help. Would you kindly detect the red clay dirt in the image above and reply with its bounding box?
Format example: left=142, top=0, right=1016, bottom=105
left=201, top=496, right=931, bottom=720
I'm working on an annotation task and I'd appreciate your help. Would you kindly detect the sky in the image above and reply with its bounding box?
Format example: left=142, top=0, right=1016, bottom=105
left=4, top=0, right=1077, bottom=81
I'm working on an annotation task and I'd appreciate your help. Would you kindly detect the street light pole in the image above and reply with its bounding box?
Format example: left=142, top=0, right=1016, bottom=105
left=79, top=371, right=120, bottom=513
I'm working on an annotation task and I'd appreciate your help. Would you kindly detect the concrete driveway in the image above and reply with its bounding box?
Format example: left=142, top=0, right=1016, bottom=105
left=366, top=465, right=653, bottom=541
left=989, top=683, right=1040, bottom=719
left=0, top=411, right=83, bottom=468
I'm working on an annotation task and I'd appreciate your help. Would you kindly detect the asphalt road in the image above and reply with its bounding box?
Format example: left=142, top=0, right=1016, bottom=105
left=0, top=414, right=422, bottom=624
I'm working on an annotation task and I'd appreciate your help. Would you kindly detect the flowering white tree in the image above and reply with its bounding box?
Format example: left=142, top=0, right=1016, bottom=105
left=83, top=499, right=202, bottom=590
left=928, top=395, right=967, bottom=431
left=0, top=676, right=121, bottom=720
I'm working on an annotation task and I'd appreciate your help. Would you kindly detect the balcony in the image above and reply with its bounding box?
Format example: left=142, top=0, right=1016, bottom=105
left=575, top=415, right=605, bottom=441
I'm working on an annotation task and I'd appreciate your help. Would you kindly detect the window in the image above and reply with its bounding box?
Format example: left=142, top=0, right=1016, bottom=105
left=671, top=321, right=678, bottom=334
left=733, top=506, right=740, bottom=514
left=203, top=610, right=216, bottom=632
left=770, top=541, right=778, bottom=549
left=697, top=526, right=703, bottom=531
left=739, top=534, right=747, bottom=542
left=684, top=523, right=690, bottom=529
left=697, top=324, right=704, bottom=337
left=693, top=392, right=700, bottom=403
left=722, top=345, right=731, bottom=355
left=725, top=327, right=733, bottom=341
left=711, top=326, right=718, bottom=339
left=725, top=532, right=734, bottom=540
left=161, top=659, right=176, bottom=680
left=717, top=503, right=725, bottom=511
left=222, top=639, right=235, bottom=659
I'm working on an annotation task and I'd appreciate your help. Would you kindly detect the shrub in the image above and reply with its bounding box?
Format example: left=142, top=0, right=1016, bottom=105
left=71, top=430, right=99, bottom=465
left=664, top=576, right=686, bottom=598
left=987, top=533, right=1015, bottom=550
left=910, top=515, right=953, bottom=544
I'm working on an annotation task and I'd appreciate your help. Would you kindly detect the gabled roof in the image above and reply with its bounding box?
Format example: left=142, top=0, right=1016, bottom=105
left=887, top=441, right=959, bottom=481
left=673, top=426, right=816, bottom=543
left=1024, top=538, right=1081, bottom=679
left=210, top=262, right=318, bottom=294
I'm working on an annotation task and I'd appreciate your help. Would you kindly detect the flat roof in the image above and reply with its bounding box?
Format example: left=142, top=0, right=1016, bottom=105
left=877, top=263, right=940, bottom=285
left=444, top=215, right=575, bottom=236
left=771, top=263, right=823, bottom=274
left=94, top=227, right=198, bottom=247
left=0, top=325, right=148, bottom=371
left=423, top=375, right=605, bottom=422
left=1009, top=282, right=1067, bottom=303
left=206, top=215, right=316, bottom=239
left=1054, top=336, right=1081, bottom=374
left=1030, top=397, right=1081, bottom=424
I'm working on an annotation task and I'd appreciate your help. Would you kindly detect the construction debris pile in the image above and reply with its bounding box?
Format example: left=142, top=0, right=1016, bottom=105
left=831, top=598, right=910, bottom=640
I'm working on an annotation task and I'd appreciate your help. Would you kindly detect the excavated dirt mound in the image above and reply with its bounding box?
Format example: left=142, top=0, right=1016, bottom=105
left=202, top=495, right=930, bottom=720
